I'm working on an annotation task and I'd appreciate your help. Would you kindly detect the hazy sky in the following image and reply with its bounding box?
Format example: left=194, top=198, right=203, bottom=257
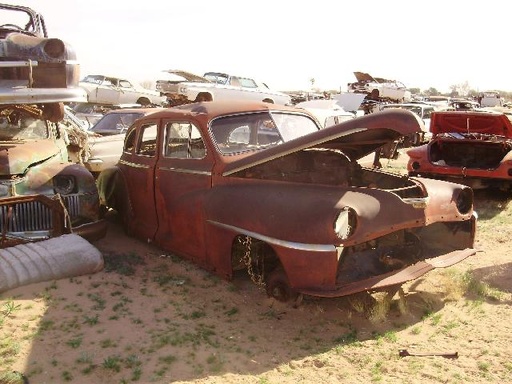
left=7, top=0, right=512, bottom=93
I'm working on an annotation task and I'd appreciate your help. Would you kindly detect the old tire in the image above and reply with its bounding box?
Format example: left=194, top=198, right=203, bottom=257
left=265, top=268, right=298, bottom=302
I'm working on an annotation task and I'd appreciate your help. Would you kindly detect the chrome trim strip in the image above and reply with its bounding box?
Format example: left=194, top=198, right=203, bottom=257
left=119, top=160, right=150, bottom=169
left=208, top=220, right=335, bottom=253
left=158, top=167, right=211, bottom=176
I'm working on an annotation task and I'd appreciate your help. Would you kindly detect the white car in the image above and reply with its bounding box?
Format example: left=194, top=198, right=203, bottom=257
left=295, top=99, right=359, bottom=128
left=79, top=75, right=165, bottom=106
left=156, top=70, right=292, bottom=106
left=348, top=71, right=412, bottom=103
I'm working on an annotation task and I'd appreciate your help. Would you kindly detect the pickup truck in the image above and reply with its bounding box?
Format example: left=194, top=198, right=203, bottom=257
left=156, top=70, right=292, bottom=106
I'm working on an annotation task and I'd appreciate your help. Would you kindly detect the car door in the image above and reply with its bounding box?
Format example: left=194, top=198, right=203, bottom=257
left=153, top=119, right=213, bottom=266
left=95, top=78, right=122, bottom=104
left=117, top=79, right=137, bottom=104
left=118, top=119, right=160, bottom=240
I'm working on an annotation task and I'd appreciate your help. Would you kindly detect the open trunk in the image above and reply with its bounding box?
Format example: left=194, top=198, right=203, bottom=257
left=429, top=134, right=512, bottom=169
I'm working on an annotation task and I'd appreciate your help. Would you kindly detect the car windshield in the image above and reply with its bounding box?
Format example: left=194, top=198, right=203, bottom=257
left=81, top=75, right=106, bottom=85
left=90, top=112, right=144, bottom=135
left=204, top=73, right=229, bottom=85
left=210, top=111, right=319, bottom=155
left=0, top=114, right=48, bottom=140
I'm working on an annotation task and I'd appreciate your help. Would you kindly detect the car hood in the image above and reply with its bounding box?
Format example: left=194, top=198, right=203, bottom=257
left=0, top=140, right=59, bottom=175
left=223, top=109, right=423, bottom=175
left=430, top=111, right=512, bottom=137
left=353, top=71, right=392, bottom=84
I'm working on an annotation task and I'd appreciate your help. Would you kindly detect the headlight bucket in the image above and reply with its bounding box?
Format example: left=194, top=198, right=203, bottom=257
left=44, top=39, right=65, bottom=59
left=334, top=207, right=357, bottom=240
left=455, top=187, right=473, bottom=215
left=53, top=175, right=76, bottom=195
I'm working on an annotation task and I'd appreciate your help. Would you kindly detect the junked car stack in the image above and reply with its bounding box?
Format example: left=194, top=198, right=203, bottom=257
left=0, top=3, right=106, bottom=247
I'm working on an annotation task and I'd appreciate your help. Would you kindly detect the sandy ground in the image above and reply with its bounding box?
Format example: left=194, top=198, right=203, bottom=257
left=1, top=153, right=512, bottom=384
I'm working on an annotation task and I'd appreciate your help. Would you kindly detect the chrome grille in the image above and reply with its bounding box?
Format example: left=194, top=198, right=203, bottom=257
left=0, top=194, right=80, bottom=232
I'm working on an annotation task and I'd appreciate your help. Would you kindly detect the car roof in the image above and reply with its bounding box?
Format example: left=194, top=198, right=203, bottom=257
left=103, top=107, right=163, bottom=115
left=146, top=101, right=305, bottom=122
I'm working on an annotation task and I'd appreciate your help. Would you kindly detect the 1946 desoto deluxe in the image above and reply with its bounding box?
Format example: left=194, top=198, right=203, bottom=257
left=98, top=101, right=477, bottom=302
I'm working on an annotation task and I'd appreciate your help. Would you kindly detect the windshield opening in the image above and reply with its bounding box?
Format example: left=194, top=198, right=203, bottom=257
left=0, top=7, right=34, bottom=34
left=90, top=112, right=144, bottom=135
left=209, top=111, right=319, bottom=155
left=203, top=73, right=229, bottom=85
left=0, top=112, right=48, bottom=140
left=81, top=75, right=106, bottom=85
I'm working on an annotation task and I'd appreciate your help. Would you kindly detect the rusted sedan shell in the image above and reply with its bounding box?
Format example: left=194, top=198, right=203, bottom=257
left=99, top=101, right=477, bottom=299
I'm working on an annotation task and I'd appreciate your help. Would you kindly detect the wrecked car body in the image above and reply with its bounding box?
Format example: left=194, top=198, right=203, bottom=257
left=407, top=110, right=512, bottom=190
left=0, top=4, right=106, bottom=247
left=348, top=71, right=412, bottom=103
left=97, top=101, right=476, bottom=301
left=0, top=104, right=107, bottom=246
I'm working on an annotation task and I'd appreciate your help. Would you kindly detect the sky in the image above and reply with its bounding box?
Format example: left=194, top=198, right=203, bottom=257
left=5, top=0, right=512, bottom=93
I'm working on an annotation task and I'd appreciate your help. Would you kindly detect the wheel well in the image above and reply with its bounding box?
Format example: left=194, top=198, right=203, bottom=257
left=231, top=235, right=281, bottom=276
left=369, top=89, right=380, bottom=99
left=195, top=92, right=213, bottom=102
left=136, top=97, right=151, bottom=106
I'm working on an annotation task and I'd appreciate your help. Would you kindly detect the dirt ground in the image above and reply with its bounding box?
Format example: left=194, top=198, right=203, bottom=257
left=1, top=152, right=512, bottom=384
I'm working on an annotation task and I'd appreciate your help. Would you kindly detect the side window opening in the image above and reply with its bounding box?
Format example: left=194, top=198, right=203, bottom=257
left=164, top=122, right=206, bottom=159
left=136, top=123, right=158, bottom=157
left=124, top=129, right=137, bottom=153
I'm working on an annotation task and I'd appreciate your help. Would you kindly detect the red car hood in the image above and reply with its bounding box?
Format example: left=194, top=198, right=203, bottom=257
left=430, top=110, right=512, bottom=137
left=223, top=109, right=423, bottom=176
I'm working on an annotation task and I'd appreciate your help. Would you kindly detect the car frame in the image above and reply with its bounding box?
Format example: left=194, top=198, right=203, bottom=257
left=97, top=101, right=477, bottom=302
left=0, top=3, right=47, bottom=38
left=407, top=109, right=512, bottom=190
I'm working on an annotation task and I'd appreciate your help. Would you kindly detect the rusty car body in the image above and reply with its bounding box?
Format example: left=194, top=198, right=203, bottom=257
left=97, top=101, right=477, bottom=301
left=407, top=109, right=512, bottom=190
left=0, top=4, right=106, bottom=247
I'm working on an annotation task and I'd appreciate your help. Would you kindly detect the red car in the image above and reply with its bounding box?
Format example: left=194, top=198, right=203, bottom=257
left=98, top=102, right=477, bottom=302
left=407, top=110, right=512, bottom=190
